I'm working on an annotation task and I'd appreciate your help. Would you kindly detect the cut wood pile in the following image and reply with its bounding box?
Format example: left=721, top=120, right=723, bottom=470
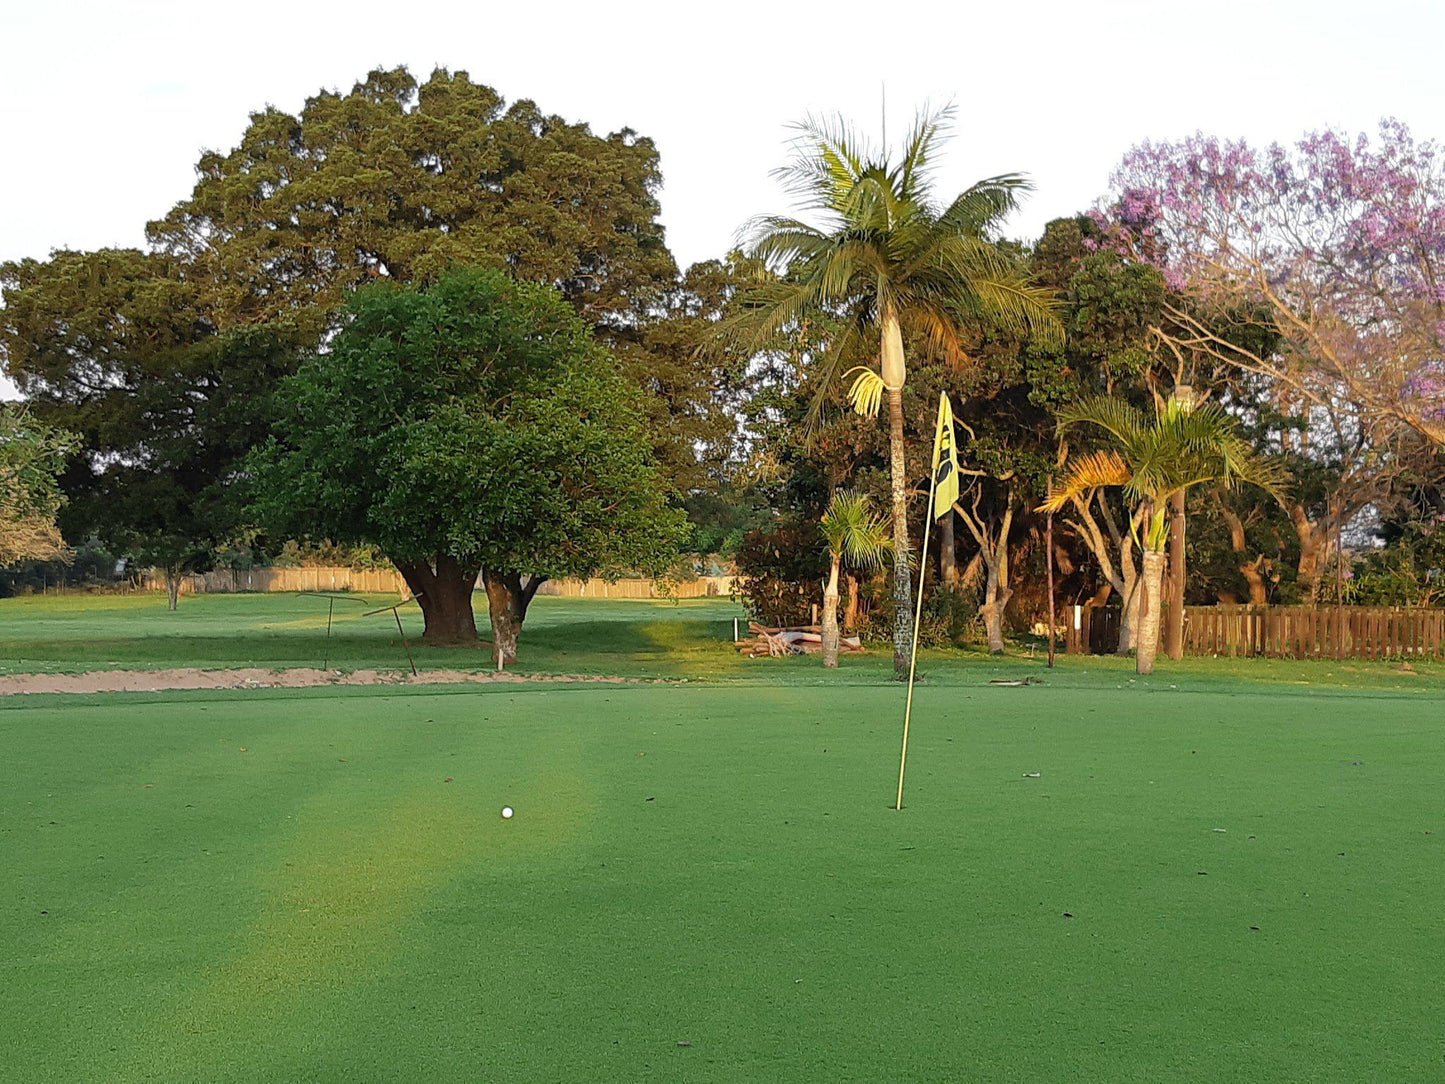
left=736, top=621, right=864, bottom=658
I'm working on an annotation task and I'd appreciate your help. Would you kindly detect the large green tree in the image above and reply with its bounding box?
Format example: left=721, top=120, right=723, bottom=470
left=250, top=268, right=684, bottom=658
left=725, top=108, right=1061, bottom=671
left=0, top=249, right=301, bottom=607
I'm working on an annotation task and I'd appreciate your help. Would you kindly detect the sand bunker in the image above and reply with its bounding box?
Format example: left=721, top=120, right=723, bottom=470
left=0, top=667, right=645, bottom=696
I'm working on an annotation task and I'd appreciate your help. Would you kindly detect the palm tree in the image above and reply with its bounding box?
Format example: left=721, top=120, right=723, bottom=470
left=723, top=107, right=1061, bottom=673
left=1041, top=395, right=1287, bottom=674
left=819, top=490, right=892, bottom=667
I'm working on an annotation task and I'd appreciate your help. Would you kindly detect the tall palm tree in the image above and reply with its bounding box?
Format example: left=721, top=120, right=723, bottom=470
left=722, top=106, right=1061, bottom=672
left=1041, top=395, right=1287, bottom=674
left=819, top=490, right=891, bottom=668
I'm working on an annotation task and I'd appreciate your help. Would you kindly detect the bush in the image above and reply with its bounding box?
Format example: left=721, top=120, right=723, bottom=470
left=734, top=525, right=826, bottom=626
left=1349, top=520, right=1445, bottom=606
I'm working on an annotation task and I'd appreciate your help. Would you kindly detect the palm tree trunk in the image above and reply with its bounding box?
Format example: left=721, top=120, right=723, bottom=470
left=1164, top=387, right=1194, bottom=661
left=886, top=383, right=913, bottom=673
left=1116, top=528, right=1141, bottom=655
left=822, top=558, right=841, bottom=668
left=1136, top=550, right=1167, bottom=675
left=1165, top=491, right=1186, bottom=660
left=1118, top=575, right=1141, bottom=655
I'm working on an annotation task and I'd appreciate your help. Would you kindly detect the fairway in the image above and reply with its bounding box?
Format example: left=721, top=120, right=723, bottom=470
left=4, top=650, right=1443, bottom=1080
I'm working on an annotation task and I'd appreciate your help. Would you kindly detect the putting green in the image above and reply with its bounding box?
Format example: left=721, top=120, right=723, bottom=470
left=4, top=677, right=1442, bottom=1081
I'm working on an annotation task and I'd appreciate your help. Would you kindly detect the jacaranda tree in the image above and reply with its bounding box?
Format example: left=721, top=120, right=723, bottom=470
left=1103, top=121, right=1445, bottom=449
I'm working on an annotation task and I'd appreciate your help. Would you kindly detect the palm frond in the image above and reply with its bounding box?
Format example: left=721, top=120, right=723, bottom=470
left=1039, top=451, right=1132, bottom=512
left=709, top=278, right=826, bottom=356
left=799, top=322, right=864, bottom=441
left=1055, top=395, right=1150, bottom=446
left=821, top=489, right=893, bottom=569
left=959, top=275, right=1065, bottom=349
left=773, top=114, right=870, bottom=214
left=937, top=174, right=1032, bottom=237
left=901, top=299, right=973, bottom=366
left=844, top=366, right=885, bottom=417
left=896, top=103, right=957, bottom=203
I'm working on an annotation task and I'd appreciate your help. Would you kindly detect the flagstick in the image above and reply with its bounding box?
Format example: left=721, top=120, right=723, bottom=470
left=1046, top=512, right=1056, bottom=668
left=895, top=472, right=939, bottom=811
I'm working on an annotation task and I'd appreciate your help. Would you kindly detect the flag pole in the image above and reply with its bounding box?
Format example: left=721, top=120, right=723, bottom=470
left=1046, top=509, right=1056, bottom=669
left=894, top=466, right=939, bottom=811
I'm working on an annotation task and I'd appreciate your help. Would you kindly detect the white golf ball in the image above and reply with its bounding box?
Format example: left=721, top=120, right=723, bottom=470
left=501, top=806, right=514, bottom=819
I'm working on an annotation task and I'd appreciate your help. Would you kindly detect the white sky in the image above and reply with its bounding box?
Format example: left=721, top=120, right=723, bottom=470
left=2, top=0, right=1443, bottom=333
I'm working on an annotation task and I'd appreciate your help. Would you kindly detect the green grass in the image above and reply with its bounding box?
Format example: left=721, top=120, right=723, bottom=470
left=2, top=591, right=1443, bottom=692
left=0, top=591, right=748, bottom=679
left=2, top=593, right=1444, bottom=1080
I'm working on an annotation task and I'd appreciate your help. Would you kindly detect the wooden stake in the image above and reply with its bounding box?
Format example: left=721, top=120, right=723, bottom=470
left=895, top=473, right=939, bottom=811
left=324, top=597, right=334, bottom=670
left=393, top=606, right=417, bottom=676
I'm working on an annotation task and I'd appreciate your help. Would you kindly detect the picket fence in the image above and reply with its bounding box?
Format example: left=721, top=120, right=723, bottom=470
left=1065, top=603, right=1445, bottom=660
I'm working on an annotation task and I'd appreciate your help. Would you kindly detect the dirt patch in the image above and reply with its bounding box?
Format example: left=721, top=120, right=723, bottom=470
left=0, top=667, right=648, bottom=697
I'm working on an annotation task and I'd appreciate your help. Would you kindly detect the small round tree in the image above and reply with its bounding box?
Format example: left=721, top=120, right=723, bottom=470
left=250, top=268, right=685, bottom=659
left=819, top=491, right=891, bottom=668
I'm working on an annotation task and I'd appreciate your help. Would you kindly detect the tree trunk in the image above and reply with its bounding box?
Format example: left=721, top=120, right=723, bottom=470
left=396, top=555, right=482, bottom=645
left=164, top=566, right=181, bottom=612
left=1165, top=491, right=1186, bottom=660
left=957, top=499, right=1014, bottom=656
left=1136, top=550, right=1167, bottom=675
left=1221, top=504, right=1269, bottom=604
left=1118, top=577, right=1141, bottom=655
left=481, top=570, right=545, bottom=664
left=821, top=558, right=841, bottom=668
left=981, top=581, right=1011, bottom=654
left=885, top=383, right=913, bottom=674
left=979, top=542, right=1012, bottom=655
left=843, top=573, right=859, bottom=632
left=1291, top=504, right=1323, bottom=603
left=939, top=510, right=956, bottom=586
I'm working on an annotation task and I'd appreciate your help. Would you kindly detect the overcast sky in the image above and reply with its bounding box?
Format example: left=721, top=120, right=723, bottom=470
left=2, top=1, right=1443, bottom=279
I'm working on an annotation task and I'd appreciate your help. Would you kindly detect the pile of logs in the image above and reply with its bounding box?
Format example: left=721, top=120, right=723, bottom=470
left=736, top=621, right=864, bottom=658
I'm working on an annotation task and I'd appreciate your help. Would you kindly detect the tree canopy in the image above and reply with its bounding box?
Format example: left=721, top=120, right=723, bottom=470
left=250, top=267, right=685, bottom=656
left=150, top=67, right=677, bottom=334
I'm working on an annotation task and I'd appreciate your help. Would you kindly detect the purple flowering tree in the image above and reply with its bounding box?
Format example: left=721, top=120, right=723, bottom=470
left=1102, top=120, right=1445, bottom=448
left=1097, top=122, right=1445, bottom=601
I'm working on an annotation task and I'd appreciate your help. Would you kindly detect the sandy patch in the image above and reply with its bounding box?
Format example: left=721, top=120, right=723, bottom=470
left=0, top=667, right=646, bottom=696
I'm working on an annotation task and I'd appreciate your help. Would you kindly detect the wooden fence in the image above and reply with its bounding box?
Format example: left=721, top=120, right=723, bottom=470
left=1065, top=603, right=1445, bottom=660
left=536, top=576, right=735, bottom=599
left=144, top=567, right=735, bottom=600
left=145, top=567, right=406, bottom=594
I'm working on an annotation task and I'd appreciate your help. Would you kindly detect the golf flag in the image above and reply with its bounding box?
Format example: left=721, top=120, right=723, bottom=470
left=930, top=392, right=960, bottom=520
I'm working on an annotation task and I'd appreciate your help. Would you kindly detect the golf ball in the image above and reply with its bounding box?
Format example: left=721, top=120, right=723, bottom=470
left=501, top=806, right=514, bottom=819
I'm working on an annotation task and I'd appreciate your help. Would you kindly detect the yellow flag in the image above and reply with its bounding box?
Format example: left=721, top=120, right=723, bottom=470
left=931, top=392, right=960, bottom=520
